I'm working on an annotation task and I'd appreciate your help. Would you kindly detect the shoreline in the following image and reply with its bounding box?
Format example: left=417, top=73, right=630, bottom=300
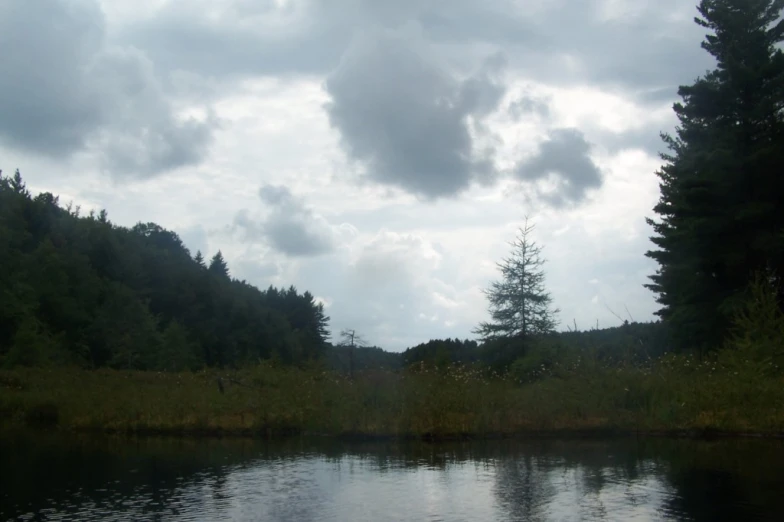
left=3, top=366, right=784, bottom=442
left=4, top=424, right=784, bottom=442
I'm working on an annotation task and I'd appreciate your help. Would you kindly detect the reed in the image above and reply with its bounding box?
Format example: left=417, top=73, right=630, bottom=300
left=1, top=354, right=782, bottom=439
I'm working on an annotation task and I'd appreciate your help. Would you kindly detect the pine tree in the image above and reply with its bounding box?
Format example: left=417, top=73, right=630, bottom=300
left=645, top=0, right=784, bottom=352
left=194, top=250, right=206, bottom=268
left=208, top=251, right=230, bottom=279
left=10, top=169, right=28, bottom=196
left=474, top=218, right=559, bottom=342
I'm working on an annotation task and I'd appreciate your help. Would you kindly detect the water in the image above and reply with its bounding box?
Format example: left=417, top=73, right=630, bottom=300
left=1, top=432, right=782, bottom=521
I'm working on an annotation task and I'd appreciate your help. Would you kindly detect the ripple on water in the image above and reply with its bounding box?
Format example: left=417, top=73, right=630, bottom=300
left=2, top=437, right=784, bottom=521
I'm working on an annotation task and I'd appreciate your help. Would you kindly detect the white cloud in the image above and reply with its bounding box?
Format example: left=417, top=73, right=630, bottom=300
left=0, top=0, right=714, bottom=349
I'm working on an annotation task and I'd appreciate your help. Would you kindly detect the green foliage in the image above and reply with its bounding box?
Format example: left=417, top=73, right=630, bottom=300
left=645, top=0, right=784, bottom=352
left=158, top=321, right=201, bottom=372
left=474, top=218, right=559, bottom=344
left=3, top=316, right=63, bottom=368
left=509, top=337, right=561, bottom=383
left=401, top=338, right=480, bottom=369
left=720, top=272, right=784, bottom=376
left=0, top=170, right=330, bottom=371
left=326, top=344, right=402, bottom=375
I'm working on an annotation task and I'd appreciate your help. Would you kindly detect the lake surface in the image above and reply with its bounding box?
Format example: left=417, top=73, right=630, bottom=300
left=1, top=432, right=782, bottom=521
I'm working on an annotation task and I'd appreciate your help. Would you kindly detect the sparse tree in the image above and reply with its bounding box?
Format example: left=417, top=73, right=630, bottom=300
left=474, top=218, right=559, bottom=342
left=338, top=328, right=367, bottom=379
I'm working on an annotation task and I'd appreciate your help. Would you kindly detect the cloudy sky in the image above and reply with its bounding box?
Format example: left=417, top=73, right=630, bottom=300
left=0, top=0, right=716, bottom=350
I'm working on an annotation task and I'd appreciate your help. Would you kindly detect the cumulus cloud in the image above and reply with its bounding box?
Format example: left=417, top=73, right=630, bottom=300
left=0, top=0, right=215, bottom=178
left=324, top=25, right=507, bottom=199
left=233, top=184, right=337, bottom=257
left=515, top=128, right=603, bottom=207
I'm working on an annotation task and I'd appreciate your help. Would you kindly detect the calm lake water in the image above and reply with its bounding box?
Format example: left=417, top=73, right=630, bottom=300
left=1, top=432, right=783, bottom=521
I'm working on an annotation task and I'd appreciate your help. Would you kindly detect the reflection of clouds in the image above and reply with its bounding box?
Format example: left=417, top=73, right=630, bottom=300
left=54, top=451, right=675, bottom=521
left=540, top=466, right=670, bottom=521
left=10, top=437, right=772, bottom=522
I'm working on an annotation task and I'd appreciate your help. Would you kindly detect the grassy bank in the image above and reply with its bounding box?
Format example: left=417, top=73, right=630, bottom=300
left=1, top=355, right=783, bottom=439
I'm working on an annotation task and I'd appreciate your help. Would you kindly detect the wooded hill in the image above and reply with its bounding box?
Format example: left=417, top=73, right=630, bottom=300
left=0, top=171, right=330, bottom=370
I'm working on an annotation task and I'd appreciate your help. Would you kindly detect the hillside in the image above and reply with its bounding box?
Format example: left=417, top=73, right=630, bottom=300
left=0, top=170, right=330, bottom=370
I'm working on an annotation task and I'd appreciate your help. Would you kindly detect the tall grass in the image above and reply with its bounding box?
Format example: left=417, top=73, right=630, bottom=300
left=1, top=349, right=782, bottom=438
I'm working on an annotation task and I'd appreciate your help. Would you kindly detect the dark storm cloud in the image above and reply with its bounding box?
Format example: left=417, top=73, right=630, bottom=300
left=0, top=0, right=215, bottom=178
left=515, top=128, right=603, bottom=207
left=233, top=184, right=335, bottom=257
left=324, top=26, right=507, bottom=199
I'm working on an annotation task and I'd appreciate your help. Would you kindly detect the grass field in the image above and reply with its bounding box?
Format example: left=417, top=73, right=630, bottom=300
left=2, top=351, right=783, bottom=439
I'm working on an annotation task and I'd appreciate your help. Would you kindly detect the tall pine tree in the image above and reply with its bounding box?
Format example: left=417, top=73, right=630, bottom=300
left=645, top=0, right=784, bottom=352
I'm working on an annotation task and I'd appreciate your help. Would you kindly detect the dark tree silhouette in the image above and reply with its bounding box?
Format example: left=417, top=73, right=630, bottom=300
left=645, top=0, right=784, bottom=353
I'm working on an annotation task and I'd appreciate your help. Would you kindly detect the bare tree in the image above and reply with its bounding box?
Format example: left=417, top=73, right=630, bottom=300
left=474, top=217, right=559, bottom=342
left=338, top=328, right=367, bottom=379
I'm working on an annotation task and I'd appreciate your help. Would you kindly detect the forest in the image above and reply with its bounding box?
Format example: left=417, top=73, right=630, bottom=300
left=0, top=171, right=330, bottom=370
left=1, top=0, right=783, bottom=438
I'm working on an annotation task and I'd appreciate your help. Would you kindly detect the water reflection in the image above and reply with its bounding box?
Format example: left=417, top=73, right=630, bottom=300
left=1, top=433, right=782, bottom=521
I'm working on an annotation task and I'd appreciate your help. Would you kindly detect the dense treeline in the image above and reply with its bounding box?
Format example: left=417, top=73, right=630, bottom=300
left=645, top=0, right=784, bottom=354
left=0, top=170, right=330, bottom=370
left=398, top=323, right=667, bottom=374
left=326, top=344, right=403, bottom=373
left=402, top=338, right=480, bottom=368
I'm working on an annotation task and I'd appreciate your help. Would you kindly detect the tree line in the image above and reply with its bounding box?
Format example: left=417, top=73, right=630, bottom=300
left=0, top=171, right=330, bottom=370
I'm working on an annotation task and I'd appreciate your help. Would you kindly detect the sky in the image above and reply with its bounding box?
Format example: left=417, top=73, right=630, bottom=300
left=0, top=0, right=716, bottom=351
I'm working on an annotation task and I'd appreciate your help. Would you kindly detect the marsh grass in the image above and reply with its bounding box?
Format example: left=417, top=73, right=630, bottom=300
left=1, top=348, right=782, bottom=438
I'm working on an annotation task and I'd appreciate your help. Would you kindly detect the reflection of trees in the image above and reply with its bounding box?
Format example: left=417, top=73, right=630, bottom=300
left=493, top=453, right=556, bottom=522
left=662, top=467, right=746, bottom=521
left=3, top=434, right=784, bottom=521
left=0, top=432, right=255, bottom=520
left=491, top=440, right=664, bottom=521
left=656, top=440, right=784, bottom=522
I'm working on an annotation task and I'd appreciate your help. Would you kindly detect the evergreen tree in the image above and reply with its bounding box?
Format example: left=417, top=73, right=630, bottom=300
left=208, top=251, right=230, bottom=279
left=474, top=218, right=559, bottom=342
left=645, top=0, right=784, bottom=352
left=10, top=169, right=28, bottom=196
left=194, top=250, right=206, bottom=268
